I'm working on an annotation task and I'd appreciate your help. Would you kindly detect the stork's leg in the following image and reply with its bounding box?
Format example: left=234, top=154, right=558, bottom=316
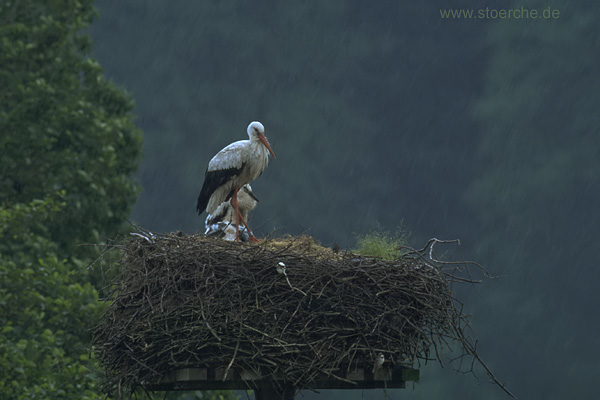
left=230, top=187, right=259, bottom=243
left=231, top=207, right=259, bottom=242
left=230, top=187, right=241, bottom=242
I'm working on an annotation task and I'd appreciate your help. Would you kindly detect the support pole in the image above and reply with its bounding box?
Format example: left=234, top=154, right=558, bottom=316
left=254, top=383, right=295, bottom=400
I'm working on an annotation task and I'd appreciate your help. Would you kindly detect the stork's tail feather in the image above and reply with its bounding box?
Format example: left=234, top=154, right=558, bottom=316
left=196, top=189, right=210, bottom=215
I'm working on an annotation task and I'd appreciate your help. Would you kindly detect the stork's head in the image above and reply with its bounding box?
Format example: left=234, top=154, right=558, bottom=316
left=247, top=121, right=276, bottom=159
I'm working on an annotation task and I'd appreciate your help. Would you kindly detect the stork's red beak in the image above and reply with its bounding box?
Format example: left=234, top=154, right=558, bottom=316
left=259, top=134, right=276, bottom=159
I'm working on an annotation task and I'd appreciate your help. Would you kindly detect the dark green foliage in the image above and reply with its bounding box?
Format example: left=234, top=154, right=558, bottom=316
left=0, top=1, right=142, bottom=398
left=0, top=0, right=142, bottom=257
left=0, top=196, right=104, bottom=399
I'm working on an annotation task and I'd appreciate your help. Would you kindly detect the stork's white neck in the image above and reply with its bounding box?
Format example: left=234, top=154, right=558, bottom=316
left=249, top=137, right=270, bottom=161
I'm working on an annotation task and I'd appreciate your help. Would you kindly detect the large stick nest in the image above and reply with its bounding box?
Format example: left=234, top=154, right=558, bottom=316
left=93, top=232, right=481, bottom=397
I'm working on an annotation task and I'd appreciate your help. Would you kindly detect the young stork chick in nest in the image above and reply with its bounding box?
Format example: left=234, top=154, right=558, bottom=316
left=205, top=184, right=258, bottom=242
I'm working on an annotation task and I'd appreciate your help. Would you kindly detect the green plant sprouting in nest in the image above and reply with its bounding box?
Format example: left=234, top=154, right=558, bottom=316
left=354, top=228, right=410, bottom=260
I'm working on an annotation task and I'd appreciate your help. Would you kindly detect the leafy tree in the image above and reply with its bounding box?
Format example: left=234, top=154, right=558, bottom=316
left=0, top=0, right=141, bottom=398
left=0, top=0, right=142, bottom=258
left=0, top=196, right=104, bottom=399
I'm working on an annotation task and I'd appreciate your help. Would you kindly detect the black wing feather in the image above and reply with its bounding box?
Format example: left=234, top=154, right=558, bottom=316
left=196, top=164, right=245, bottom=214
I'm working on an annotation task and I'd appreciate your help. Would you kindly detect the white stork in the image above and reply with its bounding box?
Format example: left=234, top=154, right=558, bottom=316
left=205, top=184, right=259, bottom=241
left=197, top=121, right=275, bottom=241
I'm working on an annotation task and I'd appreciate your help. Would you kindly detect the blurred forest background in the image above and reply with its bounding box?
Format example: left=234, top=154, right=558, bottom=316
left=1, top=0, right=598, bottom=399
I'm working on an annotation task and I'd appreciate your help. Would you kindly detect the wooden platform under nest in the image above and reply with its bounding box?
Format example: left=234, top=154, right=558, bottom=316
left=93, top=232, right=475, bottom=398
left=151, top=364, right=420, bottom=391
